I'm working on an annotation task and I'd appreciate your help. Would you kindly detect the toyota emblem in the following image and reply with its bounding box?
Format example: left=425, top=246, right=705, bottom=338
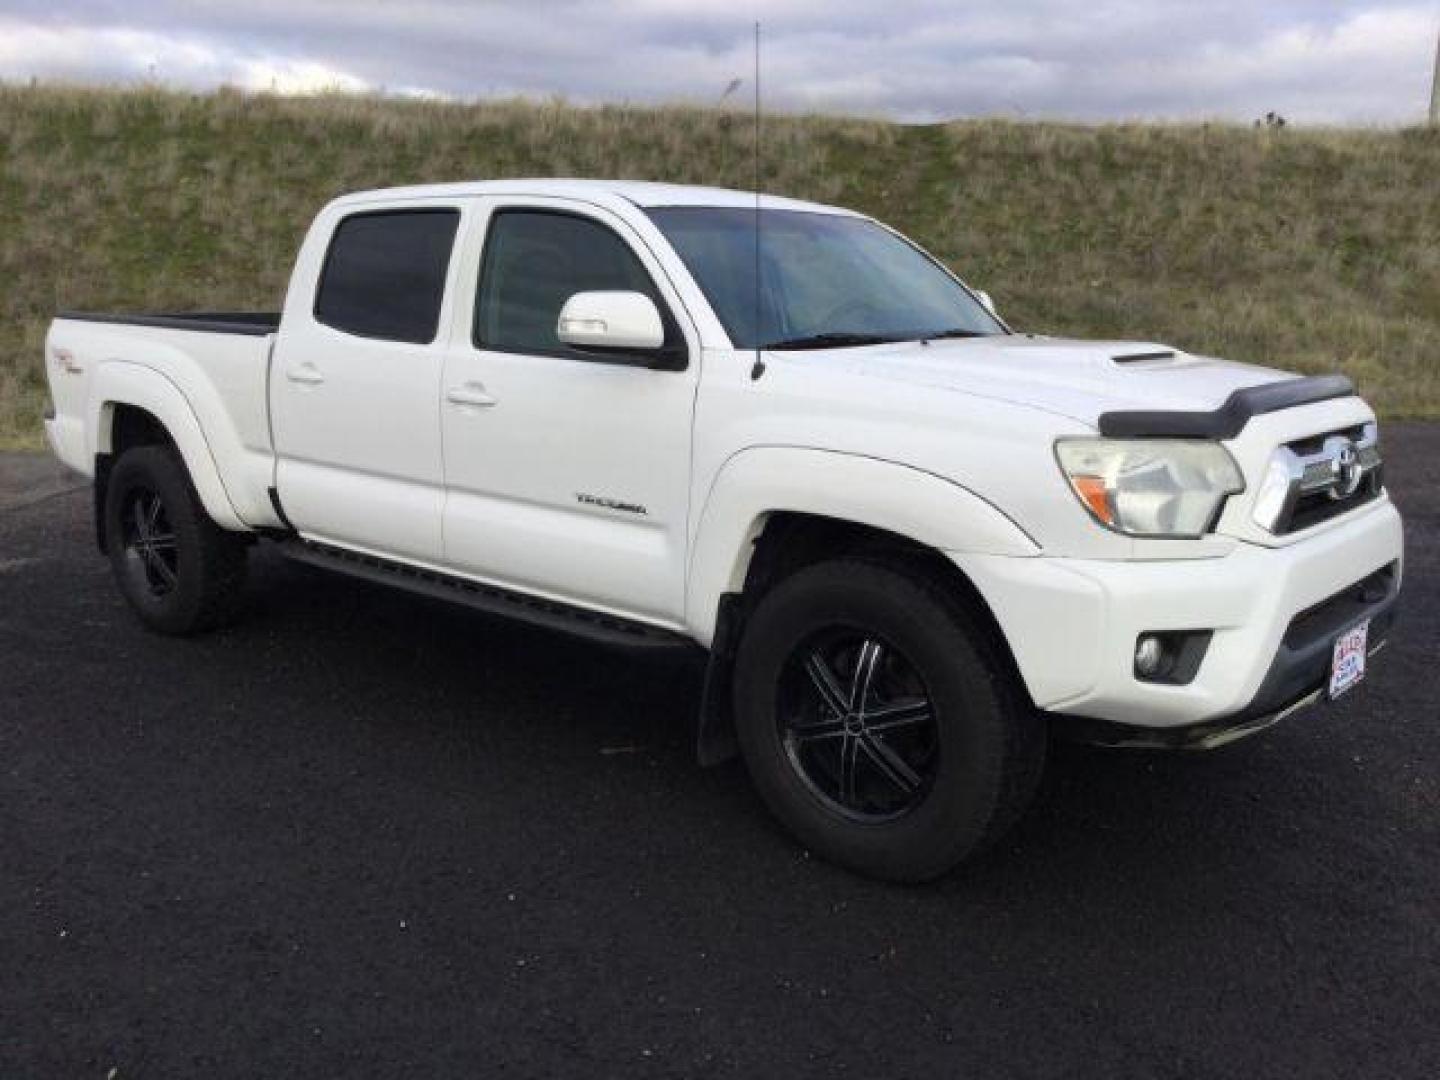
left=1324, top=436, right=1364, bottom=500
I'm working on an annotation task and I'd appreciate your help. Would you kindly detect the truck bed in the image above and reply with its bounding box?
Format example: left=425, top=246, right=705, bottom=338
left=57, top=311, right=281, bottom=336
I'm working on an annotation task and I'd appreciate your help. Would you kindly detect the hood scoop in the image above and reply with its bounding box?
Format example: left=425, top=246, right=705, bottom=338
left=1112, top=349, right=1177, bottom=365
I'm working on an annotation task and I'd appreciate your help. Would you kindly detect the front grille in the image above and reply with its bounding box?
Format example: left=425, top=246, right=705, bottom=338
left=1256, top=422, right=1384, bottom=535
left=1285, top=423, right=1367, bottom=457
left=1282, top=470, right=1382, bottom=533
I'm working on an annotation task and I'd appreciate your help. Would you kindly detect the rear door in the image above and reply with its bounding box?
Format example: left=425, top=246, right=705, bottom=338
left=271, top=204, right=462, bottom=562
left=439, top=198, right=700, bottom=624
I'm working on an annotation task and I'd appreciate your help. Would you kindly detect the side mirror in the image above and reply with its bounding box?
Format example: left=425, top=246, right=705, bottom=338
left=557, top=291, right=664, bottom=352
left=974, top=289, right=998, bottom=317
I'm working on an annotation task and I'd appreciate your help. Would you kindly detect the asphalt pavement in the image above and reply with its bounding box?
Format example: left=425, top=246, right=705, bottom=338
left=2, top=427, right=1436, bottom=1078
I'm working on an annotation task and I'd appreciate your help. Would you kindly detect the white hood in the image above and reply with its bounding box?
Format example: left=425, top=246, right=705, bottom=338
left=781, top=335, right=1291, bottom=428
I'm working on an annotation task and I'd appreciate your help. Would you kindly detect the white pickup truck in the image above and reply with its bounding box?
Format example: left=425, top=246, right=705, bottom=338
left=44, top=179, right=1403, bottom=881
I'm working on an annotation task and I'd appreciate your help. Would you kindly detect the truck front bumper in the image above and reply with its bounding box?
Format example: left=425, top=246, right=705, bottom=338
left=952, top=499, right=1404, bottom=731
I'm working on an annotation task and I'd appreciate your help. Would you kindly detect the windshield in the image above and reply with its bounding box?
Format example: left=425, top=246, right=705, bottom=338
left=646, top=207, right=1004, bottom=350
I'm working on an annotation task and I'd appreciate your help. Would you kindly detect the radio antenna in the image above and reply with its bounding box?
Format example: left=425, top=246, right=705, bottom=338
left=750, top=20, right=766, bottom=381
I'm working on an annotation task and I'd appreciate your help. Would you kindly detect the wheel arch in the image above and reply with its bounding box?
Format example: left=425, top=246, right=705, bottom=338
left=90, top=363, right=246, bottom=551
left=685, top=447, right=1038, bottom=646
left=689, top=448, right=1039, bottom=765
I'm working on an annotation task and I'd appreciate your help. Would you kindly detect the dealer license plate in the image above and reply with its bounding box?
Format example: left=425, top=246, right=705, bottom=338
left=1329, top=620, right=1369, bottom=699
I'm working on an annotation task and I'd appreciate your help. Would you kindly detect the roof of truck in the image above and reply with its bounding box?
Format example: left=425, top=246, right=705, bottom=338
left=330, top=178, right=858, bottom=215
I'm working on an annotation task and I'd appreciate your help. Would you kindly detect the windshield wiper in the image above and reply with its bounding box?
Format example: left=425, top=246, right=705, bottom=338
left=917, top=328, right=986, bottom=341
left=762, top=331, right=900, bottom=351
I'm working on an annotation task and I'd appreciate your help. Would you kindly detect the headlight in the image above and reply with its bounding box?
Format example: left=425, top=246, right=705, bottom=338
left=1055, top=438, right=1244, bottom=538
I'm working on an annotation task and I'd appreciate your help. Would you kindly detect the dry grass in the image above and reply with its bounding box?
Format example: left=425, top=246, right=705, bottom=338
left=1, top=84, right=1437, bottom=447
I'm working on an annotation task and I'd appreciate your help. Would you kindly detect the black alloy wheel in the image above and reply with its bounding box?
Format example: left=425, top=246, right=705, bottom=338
left=118, top=485, right=180, bottom=599
left=778, top=629, right=938, bottom=822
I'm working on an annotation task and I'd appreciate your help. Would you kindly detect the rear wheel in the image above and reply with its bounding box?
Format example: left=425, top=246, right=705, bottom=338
left=733, top=558, right=1044, bottom=882
left=104, top=445, right=248, bottom=635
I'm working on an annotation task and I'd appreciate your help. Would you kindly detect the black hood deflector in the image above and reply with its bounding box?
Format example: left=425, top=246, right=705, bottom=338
left=1097, top=374, right=1356, bottom=439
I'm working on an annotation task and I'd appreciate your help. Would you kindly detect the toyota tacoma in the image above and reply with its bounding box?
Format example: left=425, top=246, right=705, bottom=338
left=42, top=180, right=1403, bottom=881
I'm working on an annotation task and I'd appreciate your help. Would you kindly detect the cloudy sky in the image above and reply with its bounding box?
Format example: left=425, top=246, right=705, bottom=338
left=0, top=1, right=1436, bottom=124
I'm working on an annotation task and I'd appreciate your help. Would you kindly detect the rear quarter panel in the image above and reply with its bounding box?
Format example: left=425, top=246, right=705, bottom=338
left=45, top=317, right=281, bottom=529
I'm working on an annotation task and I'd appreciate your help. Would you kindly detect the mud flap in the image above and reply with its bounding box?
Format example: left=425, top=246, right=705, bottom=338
left=696, top=594, right=742, bottom=767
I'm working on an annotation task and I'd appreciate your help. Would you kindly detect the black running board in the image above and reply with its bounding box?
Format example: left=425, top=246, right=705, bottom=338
left=281, top=538, right=697, bottom=652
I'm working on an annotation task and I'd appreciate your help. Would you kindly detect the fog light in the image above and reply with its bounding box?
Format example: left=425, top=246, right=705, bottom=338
left=1133, top=629, right=1214, bottom=685
left=1135, top=634, right=1166, bottom=677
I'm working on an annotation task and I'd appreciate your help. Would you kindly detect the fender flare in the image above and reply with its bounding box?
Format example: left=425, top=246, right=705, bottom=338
left=89, top=361, right=247, bottom=532
left=684, top=446, right=1039, bottom=645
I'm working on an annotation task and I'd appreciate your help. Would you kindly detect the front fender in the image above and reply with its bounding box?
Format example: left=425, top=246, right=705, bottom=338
left=684, top=447, right=1038, bottom=644
left=89, top=361, right=247, bottom=532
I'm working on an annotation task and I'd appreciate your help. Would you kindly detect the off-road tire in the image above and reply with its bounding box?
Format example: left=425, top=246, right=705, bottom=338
left=732, top=558, right=1045, bottom=882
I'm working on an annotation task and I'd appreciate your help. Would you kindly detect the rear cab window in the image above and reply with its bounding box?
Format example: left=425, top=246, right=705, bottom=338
left=315, top=209, right=460, bottom=344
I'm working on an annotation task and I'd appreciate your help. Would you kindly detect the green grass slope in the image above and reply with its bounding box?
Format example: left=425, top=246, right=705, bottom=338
left=2, top=84, right=1438, bottom=447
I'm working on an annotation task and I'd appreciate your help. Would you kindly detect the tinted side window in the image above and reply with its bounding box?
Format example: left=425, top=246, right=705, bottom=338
left=474, top=210, right=667, bottom=355
left=315, top=209, right=459, bottom=344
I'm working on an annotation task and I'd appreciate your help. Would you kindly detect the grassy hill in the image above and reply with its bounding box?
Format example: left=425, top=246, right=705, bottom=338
left=2, top=84, right=1438, bottom=447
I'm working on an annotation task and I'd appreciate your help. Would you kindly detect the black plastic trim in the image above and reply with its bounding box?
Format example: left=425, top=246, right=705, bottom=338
left=696, top=593, right=743, bottom=767
left=1285, top=563, right=1396, bottom=650
left=57, top=311, right=280, bottom=337
left=266, top=487, right=296, bottom=534
left=1097, top=374, right=1356, bottom=439
left=1112, top=350, right=1176, bottom=364
left=93, top=452, right=113, bottom=554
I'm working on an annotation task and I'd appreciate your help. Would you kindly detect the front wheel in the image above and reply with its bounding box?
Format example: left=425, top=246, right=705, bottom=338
left=104, top=445, right=249, bottom=635
left=732, top=559, right=1044, bottom=882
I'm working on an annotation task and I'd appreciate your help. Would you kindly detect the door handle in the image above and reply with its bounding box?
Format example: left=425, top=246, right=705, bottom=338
left=446, top=383, right=497, bottom=408
left=285, top=364, right=325, bottom=386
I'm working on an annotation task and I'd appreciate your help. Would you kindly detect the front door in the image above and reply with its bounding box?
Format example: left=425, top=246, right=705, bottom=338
left=439, top=199, right=699, bottom=624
